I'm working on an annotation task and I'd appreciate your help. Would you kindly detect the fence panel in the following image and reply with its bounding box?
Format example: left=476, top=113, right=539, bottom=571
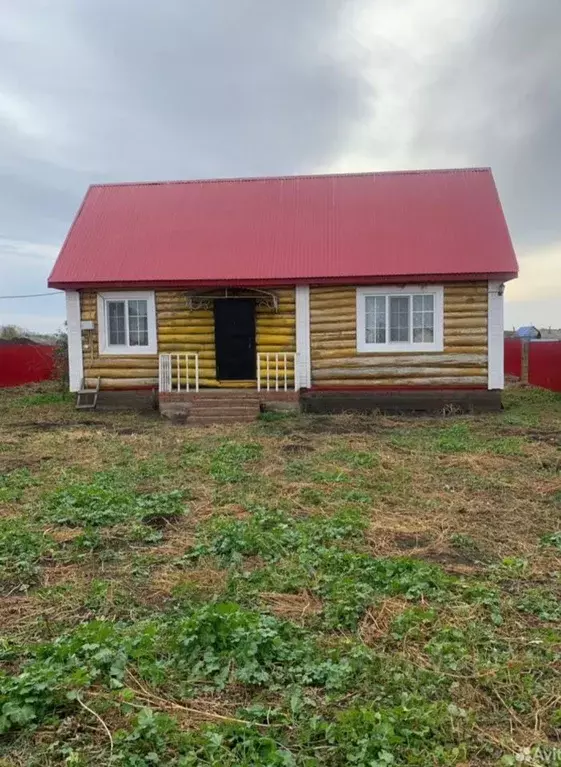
left=0, top=344, right=55, bottom=387
left=528, top=341, right=561, bottom=392
left=504, top=338, right=522, bottom=379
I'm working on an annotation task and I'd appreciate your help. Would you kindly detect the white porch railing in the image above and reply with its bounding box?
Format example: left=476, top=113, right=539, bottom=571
left=159, top=353, right=199, bottom=393
left=257, top=352, right=298, bottom=392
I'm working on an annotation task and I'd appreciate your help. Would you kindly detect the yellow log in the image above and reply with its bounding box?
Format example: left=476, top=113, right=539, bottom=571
left=87, top=369, right=160, bottom=379
left=158, top=345, right=216, bottom=353
left=444, top=307, right=487, bottom=315
left=311, top=298, right=356, bottom=308
left=156, top=315, right=214, bottom=325
left=444, top=288, right=487, bottom=297
left=311, top=348, right=358, bottom=360
left=309, top=331, right=356, bottom=342
left=311, top=288, right=356, bottom=296
left=87, top=377, right=157, bottom=388
left=313, top=365, right=486, bottom=378
left=87, top=359, right=158, bottom=369
left=311, top=310, right=356, bottom=321
left=312, top=353, right=487, bottom=368
left=256, top=334, right=294, bottom=344
left=310, top=323, right=356, bottom=334
left=257, top=314, right=296, bottom=322
left=257, top=347, right=296, bottom=354
left=256, top=325, right=295, bottom=332
left=157, top=315, right=214, bottom=324
left=444, top=297, right=487, bottom=304
left=310, top=376, right=488, bottom=386
left=445, top=341, right=487, bottom=350
left=444, top=318, right=487, bottom=329
left=158, top=331, right=215, bottom=340
left=445, top=346, right=486, bottom=355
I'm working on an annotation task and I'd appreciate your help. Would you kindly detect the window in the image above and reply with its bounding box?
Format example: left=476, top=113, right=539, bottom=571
left=97, top=292, right=157, bottom=355
left=357, top=286, right=443, bottom=352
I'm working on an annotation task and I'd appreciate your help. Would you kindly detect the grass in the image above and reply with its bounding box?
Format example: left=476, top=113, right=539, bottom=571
left=0, top=382, right=560, bottom=765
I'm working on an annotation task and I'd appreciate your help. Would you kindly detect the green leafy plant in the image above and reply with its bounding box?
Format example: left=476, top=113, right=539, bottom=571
left=0, top=518, right=53, bottom=590
left=0, top=468, right=35, bottom=502
left=516, top=588, right=561, bottom=622
left=188, top=506, right=366, bottom=565
left=41, top=483, right=185, bottom=527
left=323, top=701, right=468, bottom=766
left=541, top=531, right=561, bottom=549
left=210, top=441, right=263, bottom=483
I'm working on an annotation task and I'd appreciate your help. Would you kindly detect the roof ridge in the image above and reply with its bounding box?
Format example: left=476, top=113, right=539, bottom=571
left=89, top=166, right=492, bottom=190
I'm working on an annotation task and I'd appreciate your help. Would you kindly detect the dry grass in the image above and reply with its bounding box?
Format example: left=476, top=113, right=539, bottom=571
left=1, top=382, right=561, bottom=763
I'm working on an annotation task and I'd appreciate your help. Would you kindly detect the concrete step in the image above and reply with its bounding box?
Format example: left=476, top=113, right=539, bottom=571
left=189, top=414, right=258, bottom=426
left=192, top=394, right=261, bottom=402
left=191, top=406, right=260, bottom=417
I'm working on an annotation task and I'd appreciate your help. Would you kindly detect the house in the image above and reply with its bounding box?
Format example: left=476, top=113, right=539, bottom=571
left=48, top=168, right=518, bottom=419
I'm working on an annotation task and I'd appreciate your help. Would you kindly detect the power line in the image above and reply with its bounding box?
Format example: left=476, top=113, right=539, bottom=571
left=0, top=291, right=62, bottom=300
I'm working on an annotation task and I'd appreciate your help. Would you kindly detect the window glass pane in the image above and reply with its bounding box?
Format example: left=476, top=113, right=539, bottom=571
left=365, top=295, right=386, bottom=344
left=389, top=296, right=409, bottom=342
left=128, top=300, right=149, bottom=346
left=107, top=301, right=126, bottom=345
left=412, top=294, right=434, bottom=343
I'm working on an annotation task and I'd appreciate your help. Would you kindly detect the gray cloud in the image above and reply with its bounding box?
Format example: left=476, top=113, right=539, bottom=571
left=409, top=0, right=561, bottom=248
left=0, top=0, right=559, bottom=331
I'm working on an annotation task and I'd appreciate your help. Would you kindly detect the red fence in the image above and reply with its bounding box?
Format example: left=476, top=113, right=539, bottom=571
left=504, top=338, right=522, bottom=380
left=0, top=344, right=55, bottom=388
left=504, top=338, right=561, bottom=392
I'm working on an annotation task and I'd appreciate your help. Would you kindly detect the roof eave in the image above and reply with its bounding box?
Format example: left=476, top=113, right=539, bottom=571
left=48, top=271, right=518, bottom=291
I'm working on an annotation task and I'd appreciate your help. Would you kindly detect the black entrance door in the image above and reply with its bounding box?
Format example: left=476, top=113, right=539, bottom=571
left=214, top=299, right=256, bottom=380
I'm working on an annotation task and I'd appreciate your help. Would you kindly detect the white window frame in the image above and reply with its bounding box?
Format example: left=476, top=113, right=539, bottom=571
left=356, top=285, right=444, bottom=353
left=97, top=291, right=157, bottom=355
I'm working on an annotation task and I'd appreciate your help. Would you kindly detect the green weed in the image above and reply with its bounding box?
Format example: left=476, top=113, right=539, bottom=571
left=210, top=441, right=263, bottom=483
left=516, top=588, right=561, bottom=622
left=0, top=603, right=369, bottom=735
left=322, top=701, right=468, bottom=766
left=114, top=711, right=296, bottom=766
left=16, top=392, right=70, bottom=406
left=188, top=506, right=366, bottom=565
left=41, top=482, right=185, bottom=527
left=542, top=531, right=561, bottom=549
left=0, top=518, right=54, bottom=591
left=0, top=468, right=35, bottom=502
left=325, top=448, right=378, bottom=469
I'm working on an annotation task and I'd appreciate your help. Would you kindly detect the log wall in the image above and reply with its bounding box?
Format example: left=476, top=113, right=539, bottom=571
left=81, top=289, right=295, bottom=389
left=309, top=283, right=488, bottom=387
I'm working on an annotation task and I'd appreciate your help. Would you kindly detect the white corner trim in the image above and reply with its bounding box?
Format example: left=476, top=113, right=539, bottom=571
left=97, top=291, right=157, bottom=356
left=295, top=285, right=311, bottom=389
left=356, top=285, right=444, bottom=353
left=488, top=281, right=504, bottom=390
left=66, top=291, right=83, bottom=392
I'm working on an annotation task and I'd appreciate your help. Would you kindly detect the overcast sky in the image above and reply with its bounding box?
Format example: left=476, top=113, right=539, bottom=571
left=0, top=0, right=559, bottom=333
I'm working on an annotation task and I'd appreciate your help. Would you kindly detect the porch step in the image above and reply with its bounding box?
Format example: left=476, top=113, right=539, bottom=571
left=192, top=406, right=259, bottom=416
left=187, top=392, right=261, bottom=426
left=189, top=414, right=258, bottom=426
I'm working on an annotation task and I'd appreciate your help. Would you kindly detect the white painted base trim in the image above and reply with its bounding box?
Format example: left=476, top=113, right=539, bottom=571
left=295, top=285, right=311, bottom=389
left=488, top=281, right=504, bottom=390
left=66, top=291, right=84, bottom=392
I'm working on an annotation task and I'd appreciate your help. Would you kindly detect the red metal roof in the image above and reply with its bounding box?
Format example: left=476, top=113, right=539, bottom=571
left=48, top=168, right=518, bottom=289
